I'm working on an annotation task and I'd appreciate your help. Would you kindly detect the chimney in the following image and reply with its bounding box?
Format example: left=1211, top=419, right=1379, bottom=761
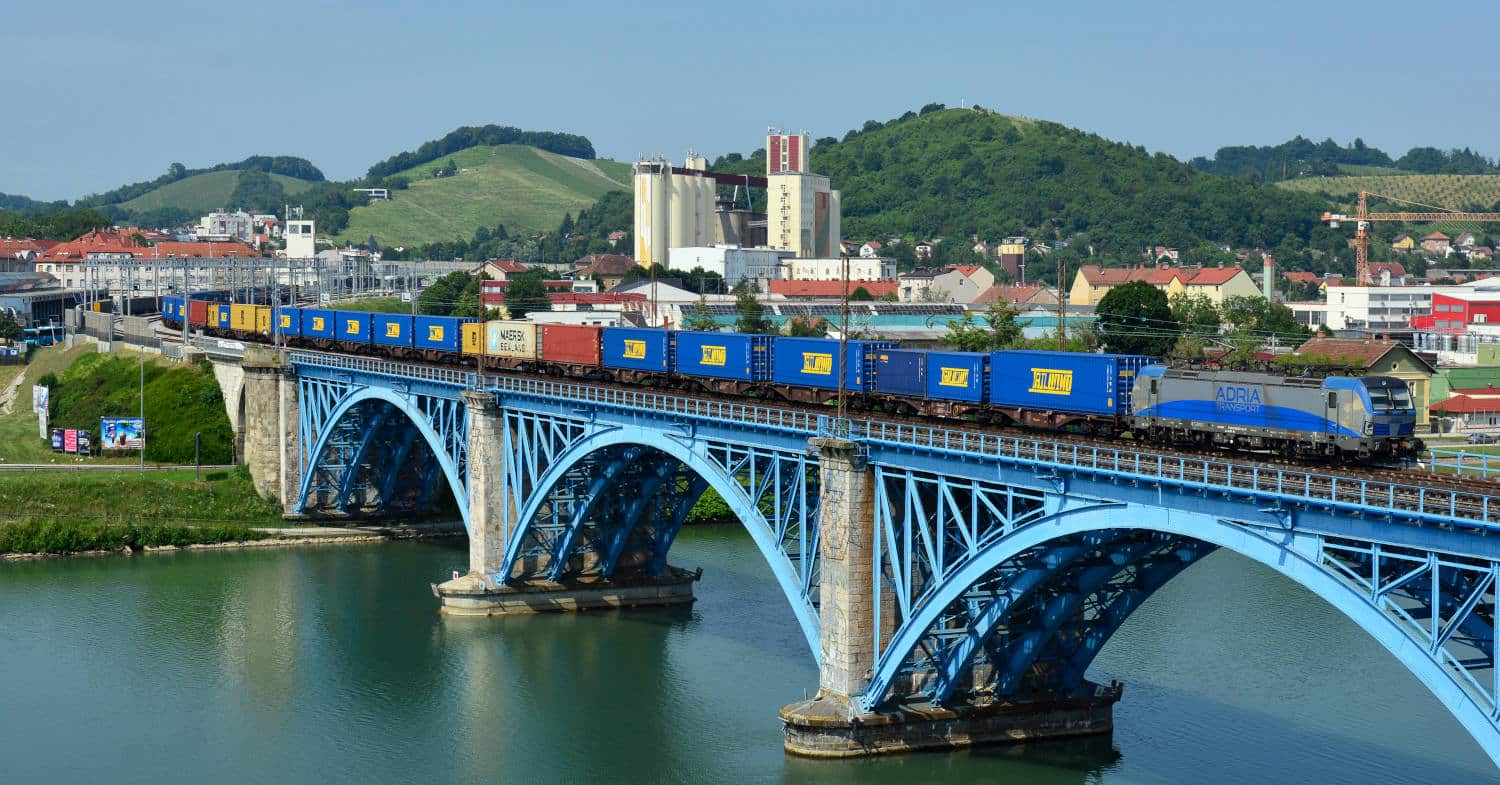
left=1263, top=254, right=1275, bottom=300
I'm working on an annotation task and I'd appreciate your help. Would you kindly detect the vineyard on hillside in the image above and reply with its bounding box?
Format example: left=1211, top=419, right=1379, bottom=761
left=1278, top=174, right=1500, bottom=212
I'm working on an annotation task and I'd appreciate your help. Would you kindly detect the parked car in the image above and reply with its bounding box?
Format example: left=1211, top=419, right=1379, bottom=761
left=1467, top=432, right=1496, bottom=445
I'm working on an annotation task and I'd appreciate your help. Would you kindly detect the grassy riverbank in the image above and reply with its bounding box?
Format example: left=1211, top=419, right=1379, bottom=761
left=0, top=466, right=285, bottom=555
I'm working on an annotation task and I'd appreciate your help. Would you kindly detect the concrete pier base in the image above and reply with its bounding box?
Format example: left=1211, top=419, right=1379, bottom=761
left=434, top=567, right=699, bottom=616
left=779, top=682, right=1122, bottom=758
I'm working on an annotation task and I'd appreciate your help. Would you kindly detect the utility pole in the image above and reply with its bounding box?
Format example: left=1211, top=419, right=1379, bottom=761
left=837, top=252, right=850, bottom=430
left=1056, top=255, right=1067, bottom=351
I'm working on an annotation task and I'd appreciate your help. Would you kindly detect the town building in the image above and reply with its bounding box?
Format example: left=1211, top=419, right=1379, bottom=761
left=1316, top=284, right=1465, bottom=332
left=570, top=253, right=639, bottom=289
left=1292, top=337, right=1437, bottom=425
left=0, top=272, right=88, bottom=328
left=768, top=279, right=899, bottom=300
left=1432, top=386, right=1500, bottom=433
left=1068, top=264, right=1259, bottom=307
left=284, top=219, right=316, bottom=258
left=780, top=255, right=895, bottom=282
left=998, top=237, right=1027, bottom=281
left=667, top=245, right=793, bottom=289
left=1421, top=232, right=1453, bottom=255
left=973, top=284, right=1059, bottom=307
left=899, top=265, right=995, bottom=304
left=196, top=210, right=254, bottom=243
left=1391, top=234, right=1416, bottom=253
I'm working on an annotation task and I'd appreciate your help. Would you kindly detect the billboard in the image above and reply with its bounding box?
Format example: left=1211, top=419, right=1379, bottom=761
left=50, top=428, right=63, bottom=451
left=76, top=430, right=91, bottom=456
left=31, top=385, right=47, bottom=413
left=100, top=417, right=145, bottom=451
left=64, top=429, right=77, bottom=453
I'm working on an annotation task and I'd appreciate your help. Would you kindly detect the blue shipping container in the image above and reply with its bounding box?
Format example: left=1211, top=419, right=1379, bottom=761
left=301, top=308, right=335, bottom=340
left=373, top=313, right=413, bottom=348
left=925, top=351, right=988, bottom=403
left=414, top=316, right=467, bottom=353
left=871, top=349, right=927, bottom=398
left=211, top=305, right=231, bottom=329
left=674, top=331, right=772, bottom=382
left=274, top=307, right=301, bottom=337
left=602, top=327, right=673, bottom=373
left=771, top=338, right=894, bottom=392
left=336, top=311, right=371, bottom=344
left=161, top=296, right=182, bottom=322
left=987, top=350, right=1153, bottom=416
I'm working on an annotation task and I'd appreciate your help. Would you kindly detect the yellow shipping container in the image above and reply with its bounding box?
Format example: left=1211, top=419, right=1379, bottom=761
left=253, top=305, right=272, bottom=335
left=208, top=304, right=226, bottom=327
left=230, top=303, right=256, bottom=332
left=461, top=322, right=483, bottom=356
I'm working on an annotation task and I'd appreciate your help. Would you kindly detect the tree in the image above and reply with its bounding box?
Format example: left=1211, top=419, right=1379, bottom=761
left=733, top=281, right=774, bottom=334
left=785, top=316, right=829, bottom=337
left=682, top=295, right=720, bottom=332
left=849, top=286, right=875, bottom=302
left=0, top=312, right=21, bottom=342
left=503, top=269, right=549, bottom=320
left=1095, top=281, right=1175, bottom=356
left=417, top=271, right=467, bottom=316
left=943, top=301, right=1022, bottom=351
left=1170, top=293, right=1220, bottom=338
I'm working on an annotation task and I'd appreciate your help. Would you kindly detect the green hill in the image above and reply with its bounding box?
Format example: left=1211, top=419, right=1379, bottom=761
left=712, top=107, right=1326, bottom=256
left=338, top=144, right=630, bottom=246
left=117, top=170, right=317, bottom=214
left=1276, top=173, right=1500, bottom=212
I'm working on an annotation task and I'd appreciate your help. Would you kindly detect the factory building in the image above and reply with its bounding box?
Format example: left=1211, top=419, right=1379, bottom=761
left=765, top=129, right=840, bottom=259
left=633, top=156, right=717, bottom=268
left=667, top=245, right=793, bottom=289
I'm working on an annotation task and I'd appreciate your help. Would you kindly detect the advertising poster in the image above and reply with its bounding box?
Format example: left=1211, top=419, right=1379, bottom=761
left=31, top=385, right=48, bottom=413
left=64, top=429, right=77, bottom=453
left=76, top=430, right=91, bottom=456
left=100, top=417, right=145, bottom=451
left=50, top=429, right=63, bottom=452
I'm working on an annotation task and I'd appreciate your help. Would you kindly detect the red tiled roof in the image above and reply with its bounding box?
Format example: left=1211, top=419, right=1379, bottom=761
left=769, top=279, right=899, bottom=298
left=573, top=254, right=637, bottom=277
left=1283, top=271, right=1320, bottom=285
left=0, top=238, right=48, bottom=258
left=1077, top=264, right=1187, bottom=286
left=1368, top=262, right=1406, bottom=277
left=151, top=241, right=261, bottom=258
left=974, top=284, right=1047, bottom=305
left=1423, top=232, right=1451, bottom=241
left=1185, top=267, right=1246, bottom=286
left=1432, top=394, right=1500, bottom=414
left=863, top=240, right=882, bottom=250
left=1293, top=337, right=1423, bottom=370
left=485, top=259, right=529, bottom=273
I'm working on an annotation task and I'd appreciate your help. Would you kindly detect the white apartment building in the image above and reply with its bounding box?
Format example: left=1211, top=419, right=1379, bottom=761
left=196, top=211, right=255, bottom=243
left=1319, top=285, right=1465, bottom=331
left=780, top=256, right=895, bottom=282
left=667, top=245, right=793, bottom=288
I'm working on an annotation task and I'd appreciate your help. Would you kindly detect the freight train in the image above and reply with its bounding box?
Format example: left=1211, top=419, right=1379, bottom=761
left=161, top=298, right=1422, bottom=463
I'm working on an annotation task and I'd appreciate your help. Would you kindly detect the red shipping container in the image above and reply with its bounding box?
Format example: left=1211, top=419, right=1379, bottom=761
left=539, top=324, right=603, bottom=366
left=187, top=300, right=209, bottom=327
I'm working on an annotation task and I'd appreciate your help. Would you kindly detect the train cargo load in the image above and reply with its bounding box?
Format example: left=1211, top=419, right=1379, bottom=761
left=229, top=304, right=257, bottom=333
left=988, top=350, right=1151, bottom=416
left=373, top=313, right=413, bottom=348
left=275, top=307, right=301, bottom=338
left=603, top=327, right=673, bottom=374
left=673, top=331, right=772, bottom=382
left=482, top=321, right=539, bottom=360
left=539, top=324, right=603, bottom=367
left=925, top=351, right=988, bottom=403
left=301, top=308, right=335, bottom=340
left=161, top=296, right=183, bottom=324
left=208, top=304, right=231, bottom=330
left=253, top=305, right=271, bottom=335
left=415, top=316, right=469, bottom=354
left=336, top=311, right=371, bottom=344
left=461, top=323, right=482, bottom=356
left=188, top=300, right=208, bottom=327
left=871, top=349, right=927, bottom=398
left=771, top=337, right=895, bottom=393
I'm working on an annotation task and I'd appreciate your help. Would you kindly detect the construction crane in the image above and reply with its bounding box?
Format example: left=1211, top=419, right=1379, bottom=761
left=1322, top=191, right=1500, bottom=284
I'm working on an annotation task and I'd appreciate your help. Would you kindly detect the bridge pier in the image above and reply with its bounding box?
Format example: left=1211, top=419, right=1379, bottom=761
left=779, top=438, right=1118, bottom=757
left=240, top=348, right=299, bottom=512
left=435, top=391, right=697, bottom=615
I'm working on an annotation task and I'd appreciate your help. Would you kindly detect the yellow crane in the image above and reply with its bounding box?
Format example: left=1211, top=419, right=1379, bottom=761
left=1323, top=191, right=1500, bottom=284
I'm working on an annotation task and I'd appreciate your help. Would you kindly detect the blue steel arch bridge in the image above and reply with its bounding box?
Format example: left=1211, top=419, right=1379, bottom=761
left=279, top=349, right=1500, bottom=763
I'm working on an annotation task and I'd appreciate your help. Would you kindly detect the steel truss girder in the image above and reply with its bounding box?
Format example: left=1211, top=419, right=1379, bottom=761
left=293, top=372, right=470, bottom=523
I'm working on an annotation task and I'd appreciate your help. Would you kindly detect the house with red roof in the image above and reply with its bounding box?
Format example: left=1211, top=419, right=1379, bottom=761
left=1431, top=386, right=1500, bottom=431
left=769, top=279, right=899, bottom=299
left=898, top=265, right=995, bottom=304
left=972, top=284, right=1059, bottom=308
left=1422, top=232, right=1453, bottom=255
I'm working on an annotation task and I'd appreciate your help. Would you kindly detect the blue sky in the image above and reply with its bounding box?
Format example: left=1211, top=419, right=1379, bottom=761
left=3, top=0, right=1497, bottom=202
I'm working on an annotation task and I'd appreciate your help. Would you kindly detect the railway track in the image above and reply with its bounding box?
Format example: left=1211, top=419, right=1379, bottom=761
left=278, top=344, right=1500, bottom=527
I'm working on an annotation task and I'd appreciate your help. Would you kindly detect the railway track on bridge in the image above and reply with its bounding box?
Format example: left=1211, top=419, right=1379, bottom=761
left=288, top=348, right=1500, bottom=526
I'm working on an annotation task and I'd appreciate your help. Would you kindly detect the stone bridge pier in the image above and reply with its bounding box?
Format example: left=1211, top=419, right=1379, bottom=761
left=222, top=346, right=301, bottom=512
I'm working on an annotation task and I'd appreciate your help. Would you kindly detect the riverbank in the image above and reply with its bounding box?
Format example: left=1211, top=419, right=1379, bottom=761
left=0, top=519, right=466, bottom=561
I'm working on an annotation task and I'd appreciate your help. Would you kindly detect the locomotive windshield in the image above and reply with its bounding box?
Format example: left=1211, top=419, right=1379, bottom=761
left=1365, top=381, right=1413, bottom=411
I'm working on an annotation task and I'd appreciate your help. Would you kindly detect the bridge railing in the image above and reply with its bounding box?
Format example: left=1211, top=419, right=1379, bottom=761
left=286, top=349, right=1498, bottom=529
left=1424, top=448, right=1500, bottom=480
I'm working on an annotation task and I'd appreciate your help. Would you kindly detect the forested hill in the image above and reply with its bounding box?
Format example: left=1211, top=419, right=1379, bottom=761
left=1192, top=136, right=1498, bottom=181
left=711, top=107, right=1327, bottom=256
left=364, top=125, right=596, bottom=181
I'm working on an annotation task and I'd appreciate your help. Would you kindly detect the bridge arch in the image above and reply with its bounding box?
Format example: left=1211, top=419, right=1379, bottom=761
left=295, top=386, right=469, bottom=526
left=498, top=427, right=822, bottom=661
left=861, top=502, right=1500, bottom=762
